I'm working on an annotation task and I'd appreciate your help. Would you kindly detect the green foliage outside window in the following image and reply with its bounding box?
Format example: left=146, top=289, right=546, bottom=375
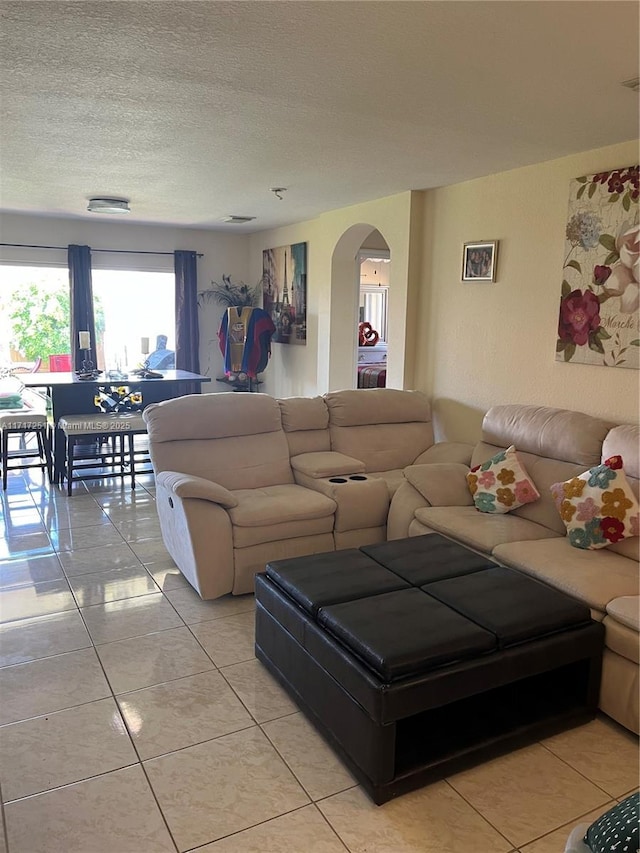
left=8, top=282, right=105, bottom=361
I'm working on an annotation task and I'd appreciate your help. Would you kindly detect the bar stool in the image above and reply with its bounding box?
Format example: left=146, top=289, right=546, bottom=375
left=57, top=412, right=149, bottom=495
left=0, top=409, right=53, bottom=490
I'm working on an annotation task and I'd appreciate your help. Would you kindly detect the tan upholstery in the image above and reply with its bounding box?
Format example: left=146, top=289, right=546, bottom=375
left=145, top=393, right=336, bottom=601
left=387, top=402, right=640, bottom=734
left=480, top=404, right=613, bottom=467
left=145, top=387, right=471, bottom=600
left=493, top=538, right=639, bottom=612
left=606, top=596, right=640, bottom=632
left=325, top=389, right=434, bottom=473
left=278, top=396, right=331, bottom=456
left=415, top=506, right=559, bottom=553
left=290, top=451, right=364, bottom=478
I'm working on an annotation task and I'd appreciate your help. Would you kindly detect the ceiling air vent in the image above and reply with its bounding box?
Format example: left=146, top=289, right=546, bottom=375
left=221, top=215, right=256, bottom=224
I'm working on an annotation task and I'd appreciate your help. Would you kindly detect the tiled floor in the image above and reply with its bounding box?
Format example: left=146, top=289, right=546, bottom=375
left=0, top=468, right=638, bottom=853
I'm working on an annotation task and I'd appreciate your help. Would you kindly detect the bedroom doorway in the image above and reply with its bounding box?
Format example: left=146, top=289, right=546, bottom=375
left=356, top=239, right=390, bottom=389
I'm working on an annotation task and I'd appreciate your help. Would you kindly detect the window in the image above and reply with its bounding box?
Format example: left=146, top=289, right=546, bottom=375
left=0, top=265, right=71, bottom=371
left=90, top=270, right=175, bottom=372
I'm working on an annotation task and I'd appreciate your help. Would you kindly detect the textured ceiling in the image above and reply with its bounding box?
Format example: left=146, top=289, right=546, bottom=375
left=0, top=1, right=638, bottom=232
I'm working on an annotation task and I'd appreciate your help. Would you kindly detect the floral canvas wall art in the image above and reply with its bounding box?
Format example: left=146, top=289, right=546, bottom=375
left=557, top=165, right=639, bottom=369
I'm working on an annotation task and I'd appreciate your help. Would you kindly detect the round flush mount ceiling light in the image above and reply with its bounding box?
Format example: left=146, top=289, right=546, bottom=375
left=87, top=197, right=130, bottom=214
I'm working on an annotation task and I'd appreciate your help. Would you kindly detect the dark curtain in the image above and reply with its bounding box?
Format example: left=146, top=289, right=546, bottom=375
left=174, top=250, right=200, bottom=393
left=68, top=244, right=97, bottom=371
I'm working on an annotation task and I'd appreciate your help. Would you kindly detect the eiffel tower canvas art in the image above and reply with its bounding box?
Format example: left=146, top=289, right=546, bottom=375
left=262, top=242, right=308, bottom=345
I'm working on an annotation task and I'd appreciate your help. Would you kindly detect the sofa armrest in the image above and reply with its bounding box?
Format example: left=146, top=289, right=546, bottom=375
left=404, top=462, right=473, bottom=507
left=156, top=471, right=238, bottom=508
left=290, top=451, right=365, bottom=479
left=413, top=442, right=474, bottom=467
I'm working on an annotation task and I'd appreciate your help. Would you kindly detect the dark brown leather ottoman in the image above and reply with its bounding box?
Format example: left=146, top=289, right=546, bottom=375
left=254, top=534, right=604, bottom=804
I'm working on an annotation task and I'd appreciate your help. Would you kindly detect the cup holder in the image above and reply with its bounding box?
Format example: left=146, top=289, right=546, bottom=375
left=329, top=477, right=348, bottom=483
left=348, top=475, right=368, bottom=481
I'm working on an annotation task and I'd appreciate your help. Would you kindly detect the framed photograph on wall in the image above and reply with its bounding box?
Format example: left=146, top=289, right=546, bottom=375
left=462, top=240, right=499, bottom=282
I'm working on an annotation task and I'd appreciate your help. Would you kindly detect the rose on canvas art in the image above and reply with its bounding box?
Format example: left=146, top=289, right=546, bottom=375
left=556, top=165, right=639, bottom=369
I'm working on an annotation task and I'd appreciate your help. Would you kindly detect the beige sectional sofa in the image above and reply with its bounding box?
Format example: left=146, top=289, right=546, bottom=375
left=143, top=388, right=471, bottom=600
left=388, top=404, right=640, bottom=734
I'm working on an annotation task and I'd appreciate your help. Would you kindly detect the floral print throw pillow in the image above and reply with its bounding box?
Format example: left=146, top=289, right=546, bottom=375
left=467, top=446, right=540, bottom=514
left=550, top=455, right=640, bottom=550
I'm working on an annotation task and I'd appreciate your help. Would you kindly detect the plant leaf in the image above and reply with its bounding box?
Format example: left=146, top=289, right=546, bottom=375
left=630, top=339, right=640, bottom=346
left=597, top=292, right=613, bottom=304
left=597, top=327, right=612, bottom=340
left=622, top=193, right=631, bottom=211
left=603, top=251, right=620, bottom=266
left=588, top=182, right=597, bottom=198
left=566, top=259, right=582, bottom=273
left=564, top=343, right=576, bottom=362
left=599, top=234, right=617, bottom=252
left=556, top=339, right=566, bottom=353
left=608, top=193, right=620, bottom=202
left=576, top=176, right=588, bottom=183
left=589, top=336, right=605, bottom=354
left=576, top=184, right=586, bottom=200
left=561, top=279, right=571, bottom=298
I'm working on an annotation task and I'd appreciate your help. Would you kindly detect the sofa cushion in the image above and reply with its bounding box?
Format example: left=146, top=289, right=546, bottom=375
left=232, top=516, right=335, bottom=549
left=325, top=388, right=431, bottom=427
left=229, top=484, right=336, bottom=527
left=493, top=538, right=640, bottom=612
left=326, top=389, right=434, bottom=473
left=467, top=445, right=540, bottom=514
left=278, top=396, right=331, bottom=456
left=550, top=456, right=640, bottom=551
left=606, top=596, right=640, bottom=632
left=414, top=506, right=559, bottom=554
left=480, top=405, right=613, bottom=468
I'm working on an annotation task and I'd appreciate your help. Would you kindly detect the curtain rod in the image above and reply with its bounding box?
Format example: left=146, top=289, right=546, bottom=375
left=0, top=242, right=204, bottom=258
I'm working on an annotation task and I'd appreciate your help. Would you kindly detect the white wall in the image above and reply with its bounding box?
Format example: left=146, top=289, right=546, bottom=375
left=0, top=212, right=249, bottom=388
left=412, top=140, right=640, bottom=442
left=249, top=192, right=414, bottom=397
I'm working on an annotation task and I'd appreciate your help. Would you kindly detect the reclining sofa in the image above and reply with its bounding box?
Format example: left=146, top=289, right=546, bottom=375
left=388, top=404, right=640, bottom=735
left=143, top=388, right=471, bottom=599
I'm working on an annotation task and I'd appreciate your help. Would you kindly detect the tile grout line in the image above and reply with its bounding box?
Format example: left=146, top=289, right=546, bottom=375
left=74, top=590, right=181, bottom=853
left=538, top=739, right=621, bottom=800
left=442, top=778, right=520, bottom=851
left=0, top=778, right=10, bottom=853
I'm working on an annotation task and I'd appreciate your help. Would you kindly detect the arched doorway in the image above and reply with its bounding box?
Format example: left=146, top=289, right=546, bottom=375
left=327, top=224, right=397, bottom=391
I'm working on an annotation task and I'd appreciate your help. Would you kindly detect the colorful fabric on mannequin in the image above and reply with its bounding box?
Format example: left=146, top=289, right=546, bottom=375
left=218, top=307, right=276, bottom=379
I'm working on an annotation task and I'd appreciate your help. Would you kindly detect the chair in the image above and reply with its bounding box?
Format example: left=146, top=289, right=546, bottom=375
left=10, top=357, right=42, bottom=375
left=0, top=391, right=53, bottom=489
left=57, top=412, right=150, bottom=495
left=49, top=354, right=72, bottom=372
left=143, top=393, right=337, bottom=600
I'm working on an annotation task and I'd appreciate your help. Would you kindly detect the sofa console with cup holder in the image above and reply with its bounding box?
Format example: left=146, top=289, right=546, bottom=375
left=143, top=388, right=472, bottom=600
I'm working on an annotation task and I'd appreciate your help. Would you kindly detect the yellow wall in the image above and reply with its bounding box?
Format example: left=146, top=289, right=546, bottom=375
left=249, top=192, right=414, bottom=398
left=413, top=140, right=640, bottom=442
